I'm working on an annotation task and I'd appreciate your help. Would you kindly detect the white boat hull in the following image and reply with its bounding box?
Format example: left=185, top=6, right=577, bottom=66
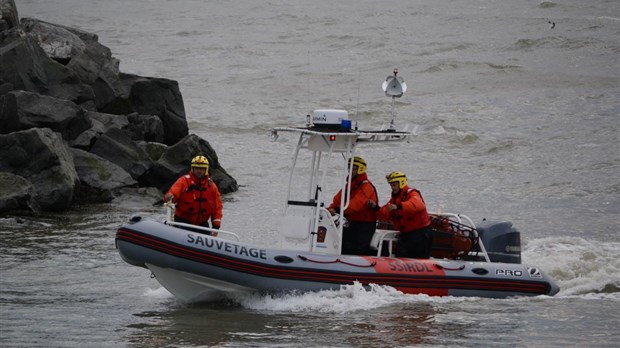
left=116, top=220, right=560, bottom=302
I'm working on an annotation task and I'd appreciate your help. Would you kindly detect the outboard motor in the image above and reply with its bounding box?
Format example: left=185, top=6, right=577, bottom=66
left=476, top=220, right=521, bottom=264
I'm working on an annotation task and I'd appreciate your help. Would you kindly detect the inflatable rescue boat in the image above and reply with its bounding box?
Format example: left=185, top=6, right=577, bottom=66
left=116, top=71, right=559, bottom=302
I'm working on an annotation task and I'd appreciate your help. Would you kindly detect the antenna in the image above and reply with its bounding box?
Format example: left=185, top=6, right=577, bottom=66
left=382, top=68, right=407, bottom=129
left=355, top=67, right=361, bottom=120
left=306, top=50, right=311, bottom=111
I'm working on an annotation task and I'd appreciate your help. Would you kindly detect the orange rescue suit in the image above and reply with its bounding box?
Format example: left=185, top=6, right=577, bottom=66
left=328, top=173, right=378, bottom=222
left=378, top=185, right=431, bottom=232
left=166, top=171, right=223, bottom=227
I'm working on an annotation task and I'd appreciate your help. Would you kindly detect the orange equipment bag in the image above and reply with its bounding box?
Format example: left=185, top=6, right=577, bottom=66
left=429, top=215, right=478, bottom=259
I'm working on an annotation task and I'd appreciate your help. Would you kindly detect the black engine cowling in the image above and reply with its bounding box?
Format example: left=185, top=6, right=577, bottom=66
left=476, top=220, right=521, bottom=264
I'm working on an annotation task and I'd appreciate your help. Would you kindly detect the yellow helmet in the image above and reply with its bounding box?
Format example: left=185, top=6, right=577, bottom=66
left=350, top=156, right=367, bottom=175
left=386, top=171, right=407, bottom=189
left=191, top=155, right=210, bottom=170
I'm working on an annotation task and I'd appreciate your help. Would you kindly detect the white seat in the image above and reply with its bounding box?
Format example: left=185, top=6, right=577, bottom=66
left=370, top=229, right=399, bottom=256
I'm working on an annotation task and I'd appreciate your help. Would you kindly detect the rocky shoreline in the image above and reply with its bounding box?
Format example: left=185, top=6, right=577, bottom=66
left=0, top=0, right=238, bottom=214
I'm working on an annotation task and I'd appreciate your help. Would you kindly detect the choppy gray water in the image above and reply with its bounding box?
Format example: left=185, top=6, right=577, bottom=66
left=2, top=0, right=619, bottom=347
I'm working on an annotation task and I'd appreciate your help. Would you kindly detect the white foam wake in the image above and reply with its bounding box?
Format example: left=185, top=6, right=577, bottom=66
left=523, top=236, right=620, bottom=297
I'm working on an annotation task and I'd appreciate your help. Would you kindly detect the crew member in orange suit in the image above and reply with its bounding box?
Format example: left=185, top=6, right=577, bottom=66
left=369, top=171, right=432, bottom=258
left=327, top=156, right=378, bottom=255
left=164, top=155, right=223, bottom=236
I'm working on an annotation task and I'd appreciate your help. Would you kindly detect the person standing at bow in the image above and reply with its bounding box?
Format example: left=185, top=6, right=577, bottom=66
left=164, top=155, right=223, bottom=235
left=327, top=156, right=379, bottom=255
left=370, top=171, right=432, bottom=259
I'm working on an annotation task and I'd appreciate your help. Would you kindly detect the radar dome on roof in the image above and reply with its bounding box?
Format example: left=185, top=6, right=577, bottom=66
left=312, top=109, right=348, bottom=129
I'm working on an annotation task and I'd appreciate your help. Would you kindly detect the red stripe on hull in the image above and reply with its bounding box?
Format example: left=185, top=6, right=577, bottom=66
left=116, top=228, right=550, bottom=295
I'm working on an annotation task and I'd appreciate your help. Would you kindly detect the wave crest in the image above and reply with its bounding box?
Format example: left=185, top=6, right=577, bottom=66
left=523, top=236, right=620, bottom=297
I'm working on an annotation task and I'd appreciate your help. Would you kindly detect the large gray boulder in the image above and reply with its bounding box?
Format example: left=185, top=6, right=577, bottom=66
left=90, top=127, right=154, bottom=180
left=140, top=134, right=238, bottom=194
left=0, top=90, right=92, bottom=140
left=0, top=172, right=37, bottom=212
left=0, top=128, right=79, bottom=211
left=125, top=113, right=164, bottom=143
left=70, top=111, right=164, bottom=150
left=69, top=111, right=127, bottom=150
left=20, top=17, right=86, bottom=63
left=104, top=73, right=189, bottom=146
left=0, top=32, right=94, bottom=104
left=70, top=148, right=137, bottom=203
left=137, top=141, right=168, bottom=162
left=0, top=0, right=18, bottom=32
left=20, top=17, right=124, bottom=110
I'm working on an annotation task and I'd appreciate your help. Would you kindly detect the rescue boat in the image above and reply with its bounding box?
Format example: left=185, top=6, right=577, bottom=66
left=116, top=71, right=560, bottom=302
